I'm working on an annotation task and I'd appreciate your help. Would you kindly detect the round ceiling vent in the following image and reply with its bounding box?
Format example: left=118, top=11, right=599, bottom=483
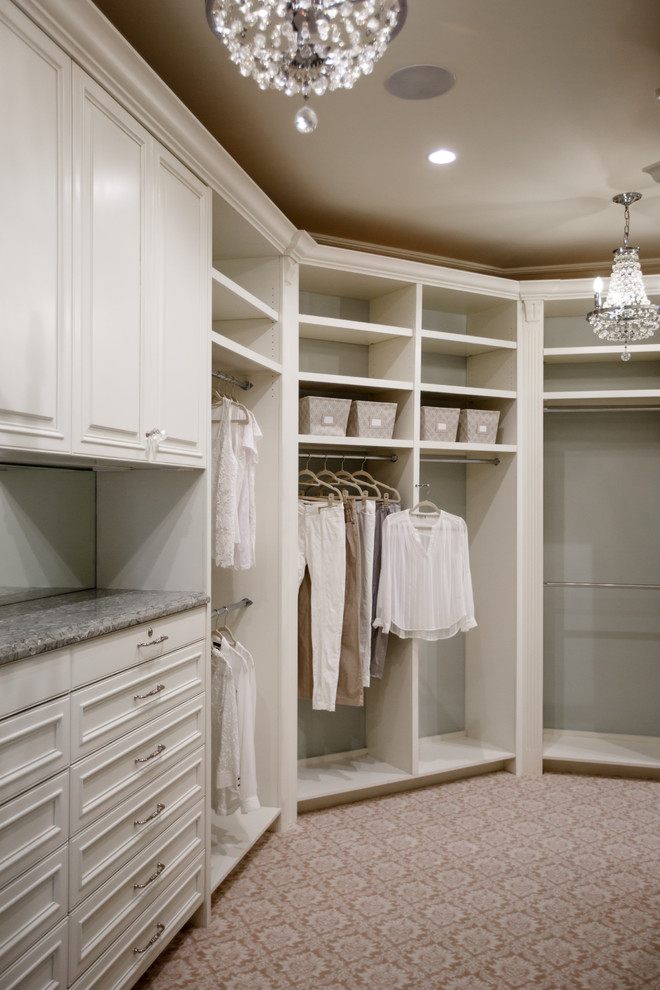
left=384, top=64, right=456, bottom=100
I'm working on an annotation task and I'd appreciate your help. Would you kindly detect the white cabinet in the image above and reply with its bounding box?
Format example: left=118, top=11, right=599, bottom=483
left=72, top=69, right=209, bottom=466
left=0, top=605, right=206, bottom=988
left=0, top=0, right=72, bottom=453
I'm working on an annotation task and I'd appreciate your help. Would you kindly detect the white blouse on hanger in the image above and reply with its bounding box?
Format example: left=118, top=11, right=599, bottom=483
left=373, top=509, right=477, bottom=641
left=211, top=397, right=261, bottom=569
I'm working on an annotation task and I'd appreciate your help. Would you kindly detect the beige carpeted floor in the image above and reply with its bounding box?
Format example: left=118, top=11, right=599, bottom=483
left=134, top=771, right=660, bottom=990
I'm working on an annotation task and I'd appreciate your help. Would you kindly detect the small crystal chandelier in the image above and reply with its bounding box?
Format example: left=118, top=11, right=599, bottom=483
left=586, top=192, right=660, bottom=361
left=205, top=0, right=406, bottom=133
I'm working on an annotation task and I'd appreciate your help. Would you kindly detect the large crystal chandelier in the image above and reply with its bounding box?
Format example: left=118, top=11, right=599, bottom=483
left=587, top=192, right=660, bottom=361
left=205, top=0, right=406, bottom=132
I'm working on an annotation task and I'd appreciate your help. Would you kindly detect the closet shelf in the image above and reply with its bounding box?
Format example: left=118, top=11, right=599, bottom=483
left=211, top=267, right=278, bottom=322
left=297, top=750, right=409, bottom=806
left=419, top=440, right=516, bottom=455
left=299, top=315, right=412, bottom=345
left=420, top=383, right=517, bottom=400
left=544, top=344, right=660, bottom=363
left=211, top=330, right=282, bottom=375
left=297, top=737, right=515, bottom=808
left=417, top=733, right=515, bottom=775
left=543, top=390, right=660, bottom=407
left=210, top=805, right=280, bottom=891
left=543, top=729, right=660, bottom=771
left=298, top=435, right=413, bottom=450
left=299, top=372, right=413, bottom=392
left=421, top=329, right=516, bottom=357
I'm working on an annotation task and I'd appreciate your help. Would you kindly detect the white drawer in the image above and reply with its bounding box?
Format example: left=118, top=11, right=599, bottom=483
left=70, top=695, right=204, bottom=833
left=69, top=748, right=204, bottom=907
left=71, top=640, right=205, bottom=760
left=70, top=856, right=204, bottom=990
left=0, top=648, right=70, bottom=720
left=0, top=845, right=68, bottom=972
left=68, top=801, right=204, bottom=982
left=0, top=919, right=68, bottom=990
left=0, top=770, right=69, bottom=889
left=0, top=696, right=70, bottom=804
left=71, top=607, right=206, bottom=688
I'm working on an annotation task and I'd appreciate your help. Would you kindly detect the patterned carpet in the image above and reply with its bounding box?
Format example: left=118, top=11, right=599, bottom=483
left=134, top=772, right=660, bottom=990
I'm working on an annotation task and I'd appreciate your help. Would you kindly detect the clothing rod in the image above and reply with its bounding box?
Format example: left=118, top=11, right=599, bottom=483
left=544, top=582, right=660, bottom=591
left=299, top=451, right=399, bottom=463
left=420, top=456, right=500, bottom=466
left=544, top=406, right=660, bottom=413
left=212, top=369, right=253, bottom=391
left=212, top=597, right=253, bottom=617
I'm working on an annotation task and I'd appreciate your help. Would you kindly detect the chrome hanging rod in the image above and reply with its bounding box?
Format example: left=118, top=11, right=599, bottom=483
left=544, top=582, right=660, bottom=591
left=212, top=597, right=253, bottom=617
left=420, top=456, right=500, bottom=466
left=544, top=406, right=660, bottom=413
left=299, top=451, right=399, bottom=463
left=212, top=369, right=253, bottom=391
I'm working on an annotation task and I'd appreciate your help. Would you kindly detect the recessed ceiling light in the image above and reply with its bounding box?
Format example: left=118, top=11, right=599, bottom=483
left=428, top=149, right=456, bottom=165
left=385, top=65, right=455, bottom=100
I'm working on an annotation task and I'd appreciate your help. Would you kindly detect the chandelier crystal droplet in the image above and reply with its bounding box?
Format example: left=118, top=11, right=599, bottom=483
left=205, top=0, right=404, bottom=99
left=586, top=193, right=659, bottom=359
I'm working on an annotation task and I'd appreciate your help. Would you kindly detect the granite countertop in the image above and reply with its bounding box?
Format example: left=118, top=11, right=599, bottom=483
left=0, top=589, right=209, bottom=664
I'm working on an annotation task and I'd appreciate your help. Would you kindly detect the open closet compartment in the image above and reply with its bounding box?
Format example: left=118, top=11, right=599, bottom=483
left=536, top=279, right=660, bottom=777
left=415, top=281, right=519, bottom=779
left=296, top=256, right=522, bottom=810
left=208, top=191, right=291, bottom=889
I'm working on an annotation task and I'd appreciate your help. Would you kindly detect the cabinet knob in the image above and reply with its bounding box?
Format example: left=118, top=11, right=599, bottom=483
left=145, top=428, right=167, bottom=441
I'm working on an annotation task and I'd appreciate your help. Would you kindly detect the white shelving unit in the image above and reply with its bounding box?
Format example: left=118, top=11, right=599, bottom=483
left=526, top=276, right=660, bottom=778
left=295, top=258, right=521, bottom=808
left=207, top=191, right=291, bottom=895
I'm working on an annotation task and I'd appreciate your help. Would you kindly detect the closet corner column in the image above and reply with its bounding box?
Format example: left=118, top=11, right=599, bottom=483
left=515, top=295, right=544, bottom=775
left=279, top=252, right=301, bottom=829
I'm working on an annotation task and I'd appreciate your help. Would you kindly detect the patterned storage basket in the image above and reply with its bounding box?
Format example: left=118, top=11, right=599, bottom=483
left=299, top=396, right=352, bottom=436
left=346, top=400, right=397, bottom=439
left=420, top=406, right=460, bottom=442
left=457, top=408, right=500, bottom=444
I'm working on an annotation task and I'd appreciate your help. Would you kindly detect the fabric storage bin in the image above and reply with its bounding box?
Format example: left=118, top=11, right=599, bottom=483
left=457, top=408, right=500, bottom=444
left=346, top=400, right=397, bottom=439
left=420, top=406, right=460, bottom=442
left=299, top=396, right=351, bottom=436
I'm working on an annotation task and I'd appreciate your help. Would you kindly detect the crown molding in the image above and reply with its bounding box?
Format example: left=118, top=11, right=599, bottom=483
left=309, top=232, right=660, bottom=283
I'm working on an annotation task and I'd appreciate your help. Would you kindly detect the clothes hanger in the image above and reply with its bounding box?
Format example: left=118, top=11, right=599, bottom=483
left=212, top=612, right=237, bottom=648
left=410, top=499, right=441, bottom=516
left=212, top=384, right=250, bottom=424
left=317, top=468, right=365, bottom=498
left=297, top=468, right=342, bottom=502
left=351, top=469, right=401, bottom=503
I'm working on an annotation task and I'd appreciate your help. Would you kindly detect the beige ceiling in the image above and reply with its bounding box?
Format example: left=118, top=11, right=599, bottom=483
left=91, top=0, right=660, bottom=278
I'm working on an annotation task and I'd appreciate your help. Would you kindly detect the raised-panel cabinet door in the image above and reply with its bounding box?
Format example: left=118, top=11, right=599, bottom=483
left=72, top=66, right=149, bottom=458
left=149, top=146, right=209, bottom=466
left=0, top=1, right=71, bottom=452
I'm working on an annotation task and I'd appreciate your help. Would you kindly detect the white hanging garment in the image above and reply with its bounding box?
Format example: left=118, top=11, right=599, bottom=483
left=211, top=646, right=241, bottom=816
left=211, top=398, right=262, bottom=570
left=373, top=509, right=477, bottom=641
left=217, top=637, right=260, bottom=813
left=233, top=409, right=262, bottom=570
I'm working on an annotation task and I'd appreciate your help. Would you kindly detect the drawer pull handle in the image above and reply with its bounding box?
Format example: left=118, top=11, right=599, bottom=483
left=137, top=635, right=169, bottom=647
left=134, top=683, right=166, bottom=700
left=135, top=743, right=166, bottom=764
left=134, top=802, right=165, bottom=826
left=133, top=923, right=165, bottom=954
left=134, top=862, right=166, bottom=890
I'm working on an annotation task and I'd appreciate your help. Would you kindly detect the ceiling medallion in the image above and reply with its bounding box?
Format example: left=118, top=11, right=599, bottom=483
left=587, top=192, right=660, bottom=361
left=205, top=0, right=407, bottom=132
